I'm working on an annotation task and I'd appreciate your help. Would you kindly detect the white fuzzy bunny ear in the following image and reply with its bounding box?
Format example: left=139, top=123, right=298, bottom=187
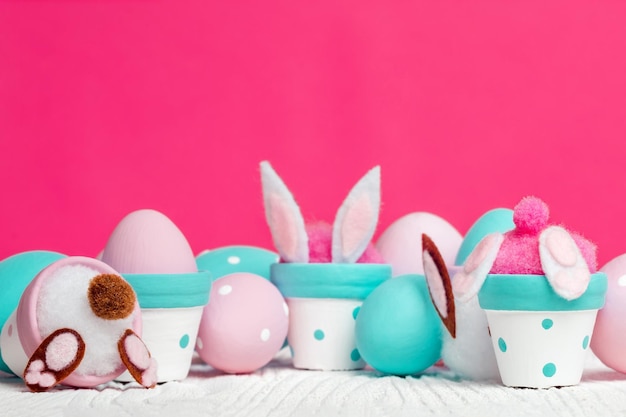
left=453, top=233, right=504, bottom=302
left=260, top=161, right=309, bottom=263
left=422, top=234, right=456, bottom=338
left=331, top=166, right=381, bottom=263
left=539, top=225, right=591, bottom=300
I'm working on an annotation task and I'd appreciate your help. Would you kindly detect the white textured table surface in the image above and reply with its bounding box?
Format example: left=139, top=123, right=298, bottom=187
left=3, top=350, right=626, bottom=417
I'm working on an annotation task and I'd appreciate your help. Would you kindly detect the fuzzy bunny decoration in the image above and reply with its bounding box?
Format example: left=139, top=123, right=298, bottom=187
left=260, top=161, right=383, bottom=264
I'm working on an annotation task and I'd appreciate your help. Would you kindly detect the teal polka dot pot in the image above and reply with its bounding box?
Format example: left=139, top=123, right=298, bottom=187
left=271, top=263, right=391, bottom=371
left=115, top=271, right=212, bottom=383
left=478, top=273, right=607, bottom=388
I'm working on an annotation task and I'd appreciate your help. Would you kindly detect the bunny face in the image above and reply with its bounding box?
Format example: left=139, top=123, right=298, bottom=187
left=260, top=161, right=382, bottom=264
left=7, top=256, right=157, bottom=391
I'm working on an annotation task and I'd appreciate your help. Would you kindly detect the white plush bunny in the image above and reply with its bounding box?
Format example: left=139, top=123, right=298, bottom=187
left=260, top=161, right=382, bottom=264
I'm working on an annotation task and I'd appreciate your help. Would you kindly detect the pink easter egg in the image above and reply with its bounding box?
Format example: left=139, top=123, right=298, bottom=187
left=376, top=212, right=462, bottom=276
left=102, top=209, right=197, bottom=274
left=196, top=272, right=288, bottom=373
left=591, top=254, right=626, bottom=372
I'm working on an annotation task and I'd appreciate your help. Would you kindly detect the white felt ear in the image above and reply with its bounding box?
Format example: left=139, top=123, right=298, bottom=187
left=453, top=233, right=504, bottom=302
left=331, top=166, right=381, bottom=263
left=539, top=226, right=591, bottom=300
left=260, top=161, right=309, bottom=263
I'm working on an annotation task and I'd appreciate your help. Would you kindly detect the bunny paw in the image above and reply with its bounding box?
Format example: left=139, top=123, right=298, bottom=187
left=118, top=329, right=157, bottom=388
left=24, top=328, right=85, bottom=392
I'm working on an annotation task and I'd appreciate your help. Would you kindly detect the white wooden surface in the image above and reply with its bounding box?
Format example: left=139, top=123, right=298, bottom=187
left=3, top=351, right=626, bottom=417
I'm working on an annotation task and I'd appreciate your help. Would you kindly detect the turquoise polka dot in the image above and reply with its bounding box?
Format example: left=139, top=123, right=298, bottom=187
left=179, top=334, right=190, bottom=349
left=352, top=306, right=361, bottom=320
left=498, top=337, right=507, bottom=353
left=543, top=362, right=557, bottom=377
left=314, top=329, right=325, bottom=341
left=351, top=348, right=361, bottom=362
left=542, top=319, right=553, bottom=330
left=583, top=335, right=590, bottom=350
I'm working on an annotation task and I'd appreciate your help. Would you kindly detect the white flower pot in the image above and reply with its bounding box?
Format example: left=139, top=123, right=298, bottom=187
left=271, top=263, right=391, bottom=371
left=478, top=273, right=607, bottom=388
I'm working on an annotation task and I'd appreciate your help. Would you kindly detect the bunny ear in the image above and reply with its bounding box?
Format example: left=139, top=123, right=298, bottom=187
left=422, top=234, right=456, bottom=338
left=331, top=166, right=381, bottom=263
left=539, top=226, right=591, bottom=300
left=260, top=161, right=309, bottom=263
left=453, top=233, right=504, bottom=302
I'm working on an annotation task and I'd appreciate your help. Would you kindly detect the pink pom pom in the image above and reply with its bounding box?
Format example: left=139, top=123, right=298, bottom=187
left=306, top=222, right=333, bottom=263
left=299, top=222, right=384, bottom=263
left=512, top=196, right=549, bottom=234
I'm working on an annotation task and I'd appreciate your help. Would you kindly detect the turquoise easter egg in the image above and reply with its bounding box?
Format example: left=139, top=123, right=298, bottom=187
left=355, top=274, right=442, bottom=375
left=196, top=246, right=279, bottom=281
left=0, top=250, right=66, bottom=374
left=455, top=208, right=514, bottom=266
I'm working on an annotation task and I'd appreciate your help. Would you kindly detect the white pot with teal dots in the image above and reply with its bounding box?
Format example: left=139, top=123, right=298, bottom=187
left=271, top=263, right=391, bottom=371
left=478, top=273, right=607, bottom=388
left=116, top=271, right=211, bottom=382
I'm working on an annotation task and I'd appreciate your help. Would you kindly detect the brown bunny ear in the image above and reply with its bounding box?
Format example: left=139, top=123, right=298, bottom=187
left=422, top=234, right=456, bottom=338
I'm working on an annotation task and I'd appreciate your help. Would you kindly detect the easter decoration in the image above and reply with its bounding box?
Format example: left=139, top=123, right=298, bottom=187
left=262, top=161, right=391, bottom=371
left=196, top=246, right=279, bottom=280
left=194, top=247, right=288, bottom=374
left=590, top=254, right=626, bottom=373
left=0, top=251, right=66, bottom=377
left=0, top=256, right=156, bottom=392
left=101, top=209, right=211, bottom=383
left=425, top=196, right=607, bottom=388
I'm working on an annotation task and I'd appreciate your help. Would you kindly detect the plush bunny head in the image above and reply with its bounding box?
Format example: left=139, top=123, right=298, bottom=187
left=260, top=161, right=383, bottom=264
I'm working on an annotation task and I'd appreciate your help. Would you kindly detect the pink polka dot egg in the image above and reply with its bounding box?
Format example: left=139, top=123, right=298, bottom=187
left=196, top=272, right=288, bottom=374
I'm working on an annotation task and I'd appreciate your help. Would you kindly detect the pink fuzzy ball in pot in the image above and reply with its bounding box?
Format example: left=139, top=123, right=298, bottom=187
left=196, top=272, right=289, bottom=374
left=304, top=222, right=383, bottom=264
left=490, top=196, right=597, bottom=274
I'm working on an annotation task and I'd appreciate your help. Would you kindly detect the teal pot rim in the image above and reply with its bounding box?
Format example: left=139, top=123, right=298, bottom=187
left=270, top=263, right=391, bottom=299
left=478, top=272, right=607, bottom=311
left=122, top=271, right=212, bottom=308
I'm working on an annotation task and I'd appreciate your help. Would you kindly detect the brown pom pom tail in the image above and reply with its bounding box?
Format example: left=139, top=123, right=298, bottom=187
left=422, top=234, right=456, bottom=338
left=88, top=274, right=136, bottom=320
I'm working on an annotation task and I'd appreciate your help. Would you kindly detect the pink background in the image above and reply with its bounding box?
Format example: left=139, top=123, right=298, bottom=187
left=1, top=1, right=625, bottom=267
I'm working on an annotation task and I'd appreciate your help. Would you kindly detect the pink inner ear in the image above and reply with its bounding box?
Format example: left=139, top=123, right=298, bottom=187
left=423, top=251, right=448, bottom=318
left=464, top=235, right=494, bottom=274
left=546, top=229, right=577, bottom=267
left=269, top=193, right=299, bottom=261
left=341, top=194, right=374, bottom=259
